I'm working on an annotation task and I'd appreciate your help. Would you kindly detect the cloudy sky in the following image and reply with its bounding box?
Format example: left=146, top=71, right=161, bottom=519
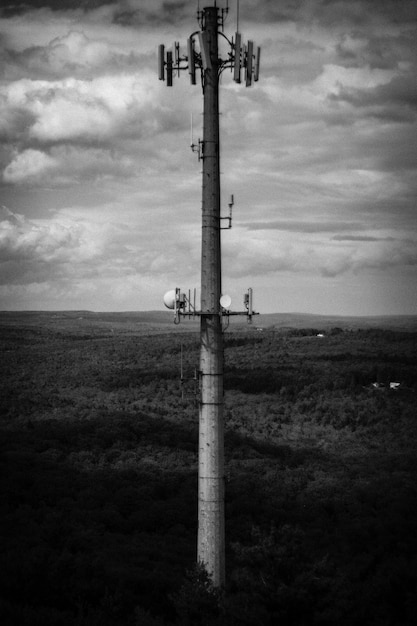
left=1, top=0, right=416, bottom=315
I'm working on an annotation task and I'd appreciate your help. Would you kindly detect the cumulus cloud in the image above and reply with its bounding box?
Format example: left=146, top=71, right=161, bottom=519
left=0, top=204, right=149, bottom=295
left=329, top=73, right=417, bottom=122
left=3, top=30, right=145, bottom=80
left=245, top=221, right=365, bottom=233
left=0, top=68, right=175, bottom=187
left=222, top=226, right=417, bottom=282
left=320, top=236, right=417, bottom=277
left=112, top=0, right=194, bottom=26
left=3, top=149, right=58, bottom=183
left=4, top=145, right=136, bottom=186
left=0, top=204, right=198, bottom=297
left=2, top=73, right=159, bottom=145
left=0, top=206, right=96, bottom=283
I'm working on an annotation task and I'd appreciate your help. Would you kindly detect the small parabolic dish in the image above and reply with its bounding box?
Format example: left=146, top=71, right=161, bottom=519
left=163, top=290, right=176, bottom=309
left=220, top=294, right=232, bottom=309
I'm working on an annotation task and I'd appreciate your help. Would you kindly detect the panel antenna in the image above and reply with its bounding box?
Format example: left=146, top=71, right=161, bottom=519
left=158, top=44, right=165, bottom=81
left=233, top=32, right=241, bottom=83
left=246, top=40, right=253, bottom=86
left=187, top=37, right=196, bottom=84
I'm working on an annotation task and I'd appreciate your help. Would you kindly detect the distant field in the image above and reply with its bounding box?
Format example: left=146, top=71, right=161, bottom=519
left=0, top=310, right=186, bottom=336
left=256, top=312, right=417, bottom=331
left=1, top=309, right=416, bottom=334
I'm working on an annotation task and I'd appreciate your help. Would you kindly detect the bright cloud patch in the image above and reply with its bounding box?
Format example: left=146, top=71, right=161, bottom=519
left=2, top=73, right=158, bottom=145
left=0, top=204, right=193, bottom=293
left=3, top=149, right=58, bottom=183
left=0, top=207, right=96, bottom=281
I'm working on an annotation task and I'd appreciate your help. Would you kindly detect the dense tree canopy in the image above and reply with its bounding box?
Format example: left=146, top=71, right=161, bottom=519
left=1, top=314, right=416, bottom=625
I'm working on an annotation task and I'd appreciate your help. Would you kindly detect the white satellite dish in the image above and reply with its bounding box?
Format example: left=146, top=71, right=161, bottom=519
left=220, top=294, right=232, bottom=309
left=163, top=290, right=176, bottom=310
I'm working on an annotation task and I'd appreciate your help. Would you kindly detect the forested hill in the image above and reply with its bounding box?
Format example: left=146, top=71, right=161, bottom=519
left=1, top=311, right=417, bottom=625
left=255, top=312, right=417, bottom=331
left=0, top=310, right=416, bottom=333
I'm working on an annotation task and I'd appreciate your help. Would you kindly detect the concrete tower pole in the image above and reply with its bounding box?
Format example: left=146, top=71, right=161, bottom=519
left=197, top=5, right=225, bottom=587
left=159, top=2, right=260, bottom=587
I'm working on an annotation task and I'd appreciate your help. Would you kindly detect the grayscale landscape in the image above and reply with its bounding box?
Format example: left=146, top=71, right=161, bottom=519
left=1, top=0, right=416, bottom=624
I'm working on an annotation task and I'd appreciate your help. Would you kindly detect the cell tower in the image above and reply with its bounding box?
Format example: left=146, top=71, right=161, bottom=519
left=159, top=2, right=260, bottom=587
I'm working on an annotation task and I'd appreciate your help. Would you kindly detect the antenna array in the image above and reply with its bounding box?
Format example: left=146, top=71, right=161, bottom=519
left=158, top=12, right=260, bottom=89
left=164, top=286, right=256, bottom=325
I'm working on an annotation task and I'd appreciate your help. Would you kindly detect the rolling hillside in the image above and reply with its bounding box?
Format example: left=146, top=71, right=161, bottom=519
left=1, top=310, right=416, bottom=334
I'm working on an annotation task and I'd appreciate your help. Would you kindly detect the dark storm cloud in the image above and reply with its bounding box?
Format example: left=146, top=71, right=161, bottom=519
left=0, top=0, right=194, bottom=27
left=330, top=75, right=417, bottom=120
left=240, top=0, right=417, bottom=27
left=336, top=32, right=416, bottom=71
left=113, top=1, right=192, bottom=26
left=0, top=103, right=35, bottom=144
left=353, top=0, right=417, bottom=21
left=332, top=235, right=398, bottom=242
left=4, top=0, right=417, bottom=25
left=236, top=0, right=300, bottom=23
left=0, top=1, right=113, bottom=17
left=310, top=0, right=417, bottom=27
left=2, top=34, right=144, bottom=81
left=243, top=220, right=365, bottom=234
